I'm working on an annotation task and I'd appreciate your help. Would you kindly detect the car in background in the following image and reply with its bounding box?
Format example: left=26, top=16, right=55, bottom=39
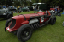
left=32, top=3, right=50, bottom=11
left=8, top=6, right=17, bottom=12
left=17, top=6, right=30, bottom=13
left=0, top=8, right=13, bottom=19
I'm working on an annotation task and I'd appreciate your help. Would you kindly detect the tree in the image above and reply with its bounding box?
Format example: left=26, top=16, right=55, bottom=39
left=13, top=1, right=21, bottom=6
left=0, top=0, right=6, bottom=5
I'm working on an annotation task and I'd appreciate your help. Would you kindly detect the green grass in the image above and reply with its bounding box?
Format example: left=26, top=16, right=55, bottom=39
left=0, top=11, right=64, bottom=42
left=13, top=11, right=35, bottom=16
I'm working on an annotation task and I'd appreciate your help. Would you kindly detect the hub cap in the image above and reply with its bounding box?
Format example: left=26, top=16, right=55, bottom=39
left=21, top=28, right=31, bottom=39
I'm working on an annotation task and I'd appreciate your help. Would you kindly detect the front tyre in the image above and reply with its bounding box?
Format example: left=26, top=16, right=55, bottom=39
left=5, top=18, right=12, bottom=31
left=17, top=24, right=32, bottom=42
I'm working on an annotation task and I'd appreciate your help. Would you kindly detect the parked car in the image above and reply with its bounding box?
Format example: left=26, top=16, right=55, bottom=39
left=17, top=6, right=30, bottom=13
left=0, top=8, right=13, bottom=19
left=8, top=6, right=17, bottom=12
left=32, top=3, right=50, bottom=11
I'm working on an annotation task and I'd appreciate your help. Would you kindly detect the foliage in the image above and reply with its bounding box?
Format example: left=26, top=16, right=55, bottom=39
left=13, top=1, right=21, bottom=6
left=0, top=0, right=6, bottom=5
left=0, top=0, right=64, bottom=8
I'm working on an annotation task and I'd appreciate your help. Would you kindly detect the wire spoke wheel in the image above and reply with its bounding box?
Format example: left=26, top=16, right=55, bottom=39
left=21, top=28, right=31, bottom=39
left=17, top=24, right=32, bottom=41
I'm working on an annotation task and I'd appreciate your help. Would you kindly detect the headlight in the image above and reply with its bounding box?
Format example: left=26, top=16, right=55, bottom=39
left=3, top=13, right=6, bottom=15
left=7, top=28, right=10, bottom=30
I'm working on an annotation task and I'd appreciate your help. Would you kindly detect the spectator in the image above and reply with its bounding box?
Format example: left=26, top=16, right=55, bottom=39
left=3, top=5, right=6, bottom=8
left=54, top=7, right=58, bottom=15
left=17, top=6, right=20, bottom=10
left=55, top=8, right=57, bottom=12
left=33, top=6, right=35, bottom=10
left=58, top=7, right=61, bottom=16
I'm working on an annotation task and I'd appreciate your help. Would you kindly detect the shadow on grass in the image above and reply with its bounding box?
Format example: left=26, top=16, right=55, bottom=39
left=0, top=18, right=6, bottom=21
left=32, top=24, right=49, bottom=34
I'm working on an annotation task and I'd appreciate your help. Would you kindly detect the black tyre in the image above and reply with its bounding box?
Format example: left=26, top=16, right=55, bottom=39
left=5, top=18, right=12, bottom=31
left=17, top=24, right=33, bottom=41
left=6, top=18, right=12, bottom=27
left=50, top=17, right=56, bottom=25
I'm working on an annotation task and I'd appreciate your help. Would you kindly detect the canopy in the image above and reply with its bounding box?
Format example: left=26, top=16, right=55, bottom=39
left=32, top=3, right=45, bottom=5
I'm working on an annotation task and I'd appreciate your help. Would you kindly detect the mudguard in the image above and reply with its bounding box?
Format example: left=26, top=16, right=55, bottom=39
left=21, top=21, right=29, bottom=24
left=5, top=18, right=12, bottom=31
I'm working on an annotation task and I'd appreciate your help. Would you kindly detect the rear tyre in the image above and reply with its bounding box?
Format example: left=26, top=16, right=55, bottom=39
left=17, top=24, right=32, bottom=42
left=50, top=17, right=56, bottom=25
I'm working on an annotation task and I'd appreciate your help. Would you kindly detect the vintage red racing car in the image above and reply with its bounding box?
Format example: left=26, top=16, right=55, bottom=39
left=5, top=11, right=56, bottom=41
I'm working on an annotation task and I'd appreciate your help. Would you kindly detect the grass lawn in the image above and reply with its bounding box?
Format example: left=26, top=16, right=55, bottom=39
left=0, top=11, right=64, bottom=42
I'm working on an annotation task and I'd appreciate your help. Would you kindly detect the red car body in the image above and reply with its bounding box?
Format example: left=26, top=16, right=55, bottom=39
left=50, top=8, right=55, bottom=11
left=6, top=11, right=51, bottom=32
left=50, top=7, right=60, bottom=11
